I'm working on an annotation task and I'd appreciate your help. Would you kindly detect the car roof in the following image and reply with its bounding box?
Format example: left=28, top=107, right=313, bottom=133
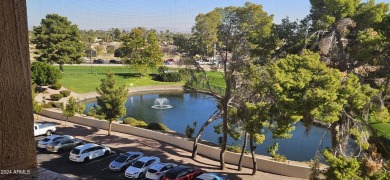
left=45, top=134, right=61, bottom=138
left=123, top=151, right=142, bottom=156
left=75, top=143, right=99, bottom=150
left=149, top=163, right=170, bottom=170
left=196, top=173, right=221, bottom=180
left=167, top=166, right=190, bottom=175
left=137, top=156, right=158, bottom=162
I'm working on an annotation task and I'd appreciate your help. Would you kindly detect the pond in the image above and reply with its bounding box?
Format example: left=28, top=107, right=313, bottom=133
left=84, top=92, right=333, bottom=162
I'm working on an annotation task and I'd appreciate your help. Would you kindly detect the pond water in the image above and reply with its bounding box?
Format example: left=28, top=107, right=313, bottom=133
left=84, top=92, right=333, bottom=162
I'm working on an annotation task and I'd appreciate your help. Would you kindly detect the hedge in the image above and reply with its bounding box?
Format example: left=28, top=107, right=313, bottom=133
left=123, top=117, right=147, bottom=128
left=50, top=82, right=62, bottom=90
left=60, top=90, right=71, bottom=97
left=50, top=94, right=63, bottom=101
left=147, top=122, right=169, bottom=131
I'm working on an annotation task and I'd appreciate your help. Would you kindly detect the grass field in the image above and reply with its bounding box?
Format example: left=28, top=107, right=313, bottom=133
left=59, top=65, right=225, bottom=94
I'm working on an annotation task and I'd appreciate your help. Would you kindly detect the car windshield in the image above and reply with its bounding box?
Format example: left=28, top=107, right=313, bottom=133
left=41, top=138, right=50, bottom=142
left=115, top=155, right=128, bottom=163
left=132, top=161, right=145, bottom=168
left=71, top=149, right=80, bottom=155
left=147, top=169, right=158, bottom=173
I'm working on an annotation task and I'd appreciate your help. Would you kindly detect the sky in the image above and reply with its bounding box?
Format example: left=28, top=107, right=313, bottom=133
left=27, top=0, right=390, bottom=32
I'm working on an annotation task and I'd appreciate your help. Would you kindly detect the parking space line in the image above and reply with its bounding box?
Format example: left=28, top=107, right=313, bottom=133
left=85, top=154, right=116, bottom=166
left=101, top=167, right=109, bottom=171
left=118, top=172, right=125, bottom=177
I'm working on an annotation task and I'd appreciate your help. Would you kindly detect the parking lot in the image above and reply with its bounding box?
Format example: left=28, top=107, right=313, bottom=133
left=36, top=136, right=142, bottom=180
left=34, top=117, right=303, bottom=180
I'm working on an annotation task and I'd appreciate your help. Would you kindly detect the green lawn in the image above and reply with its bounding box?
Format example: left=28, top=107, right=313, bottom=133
left=59, top=65, right=225, bottom=94
left=59, top=66, right=183, bottom=93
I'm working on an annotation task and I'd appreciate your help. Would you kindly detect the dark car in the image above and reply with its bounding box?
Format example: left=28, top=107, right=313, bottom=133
left=163, top=166, right=203, bottom=180
left=109, top=59, right=122, bottom=64
left=93, top=59, right=105, bottom=64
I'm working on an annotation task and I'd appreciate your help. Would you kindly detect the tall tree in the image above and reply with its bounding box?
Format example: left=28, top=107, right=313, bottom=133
left=32, top=14, right=85, bottom=71
left=63, top=97, right=77, bottom=126
left=96, top=70, right=128, bottom=135
left=187, top=3, right=274, bottom=170
left=192, top=9, right=222, bottom=57
left=119, top=28, right=163, bottom=74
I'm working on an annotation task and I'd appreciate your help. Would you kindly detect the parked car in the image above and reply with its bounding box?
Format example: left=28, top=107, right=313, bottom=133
left=109, top=59, right=122, bottom=64
left=69, top=143, right=111, bottom=163
left=34, top=123, right=56, bottom=136
left=125, top=156, right=160, bottom=179
left=163, top=166, right=202, bottom=180
left=195, top=173, right=228, bottom=180
left=195, top=60, right=212, bottom=65
left=37, top=135, right=74, bottom=149
left=93, top=59, right=105, bottom=64
left=109, top=151, right=143, bottom=171
left=46, top=138, right=84, bottom=153
left=146, top=163, right=177, bottom=180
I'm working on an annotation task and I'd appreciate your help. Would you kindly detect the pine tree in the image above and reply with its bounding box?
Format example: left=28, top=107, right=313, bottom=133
left=32, top=14, right=85, bottom=71
left=96, top=70, right=128, bottom=135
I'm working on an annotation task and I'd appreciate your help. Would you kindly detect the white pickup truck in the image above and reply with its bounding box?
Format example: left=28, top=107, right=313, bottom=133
left=34, top=123, right=56, bottom=136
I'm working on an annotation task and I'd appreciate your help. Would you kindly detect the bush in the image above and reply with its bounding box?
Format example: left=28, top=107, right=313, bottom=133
left=227, top=145, right=246, bottom=154
left=44, top=102, right=63, bottom=109
left=158, top=66, right=182, bottom=82
left=42, top=103, right=53, bottom=109
left=106, top=45, right=116, bottom=54
left=50, top=83, right=62, bottom=90
left=60, top=90, right=71, bottom=97
left=147, top=122, right=169, bottom=131
left=123, top=117, right=148, bottom=128
left=50, top=94, right=63, bottom=101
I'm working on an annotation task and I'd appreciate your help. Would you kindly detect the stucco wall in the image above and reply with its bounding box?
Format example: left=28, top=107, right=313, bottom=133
left=0, top=0, right=37, bottom=174
left=41, top=109, right=313, bottom=178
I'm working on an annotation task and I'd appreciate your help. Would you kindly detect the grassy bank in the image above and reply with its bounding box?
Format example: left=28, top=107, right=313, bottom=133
left=59, top=65, right=225, bottom=94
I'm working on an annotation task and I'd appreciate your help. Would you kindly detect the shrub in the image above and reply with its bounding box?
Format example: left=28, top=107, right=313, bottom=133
left=185, top=121, right=197, bottom=139
left=45, top=102, right=63, bottom=109
left=227, top=145, right=247, bottom=154
left=106, top=45, right=116, bottom=54
left=42, top=103, right=53, bottom=109
left=147, top=122, right=169, bottom=131
left=185, top=125, right=195, bottom=139
left=50, top=83, right=62, bottom=90
left=158, top=66, right=182, bottom=82
left=60, top=90, right=71, bottom=97
left=50, top=94, right=63, bottom=101
left=123, top=117, right=148, bottom=128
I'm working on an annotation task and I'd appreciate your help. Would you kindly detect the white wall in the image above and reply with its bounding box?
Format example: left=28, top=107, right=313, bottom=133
left=40, top=109, right=322, bottom=179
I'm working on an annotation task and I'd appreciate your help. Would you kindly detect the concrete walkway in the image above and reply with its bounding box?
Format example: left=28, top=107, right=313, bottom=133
left=37, top=115, right=303, bottom=180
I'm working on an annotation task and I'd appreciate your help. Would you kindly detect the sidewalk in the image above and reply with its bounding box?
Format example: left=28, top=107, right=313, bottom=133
left=37, top=115, right=303, bottom=180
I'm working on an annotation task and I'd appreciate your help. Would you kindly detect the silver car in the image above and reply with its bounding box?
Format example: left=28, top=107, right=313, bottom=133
left=46, top=138, right=84, bottom=153
left=109, top=151, right=143, bottom=171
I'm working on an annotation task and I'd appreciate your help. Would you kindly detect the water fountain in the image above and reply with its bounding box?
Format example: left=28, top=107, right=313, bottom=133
left=151, top=97, right=173, bottom=109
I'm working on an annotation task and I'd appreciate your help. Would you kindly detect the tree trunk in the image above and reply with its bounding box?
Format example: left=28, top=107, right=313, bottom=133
left=238, top=131, right=247, bottom=171
left=192, top=112, right=219, bottom=159
left=59, top=63, right=64, bottom=72
left=65, top=117, right=68, bottom=127
left=219, top=109, right=227, bottom=170
left=249, top=134, right=257, bottom=175
left=108, top=121, right=112, bottom=136
left=330, top=121, right=339, bottom=150
left=335, top=30, right=348, bottom=72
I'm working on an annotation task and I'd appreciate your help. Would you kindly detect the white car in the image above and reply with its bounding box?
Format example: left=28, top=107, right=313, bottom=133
left=125, top=156, right=160, bottom=179
left=46, top=138, right=84, bottom=153
left=69, top=143, right=111, bottom=163
left=34, top=123, right=56, bottom=136
left=37, top=135, right=74, bottom=149
left=145, top=163, right=177, bottom=180
left=109, top=151, right=143, bottom=171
